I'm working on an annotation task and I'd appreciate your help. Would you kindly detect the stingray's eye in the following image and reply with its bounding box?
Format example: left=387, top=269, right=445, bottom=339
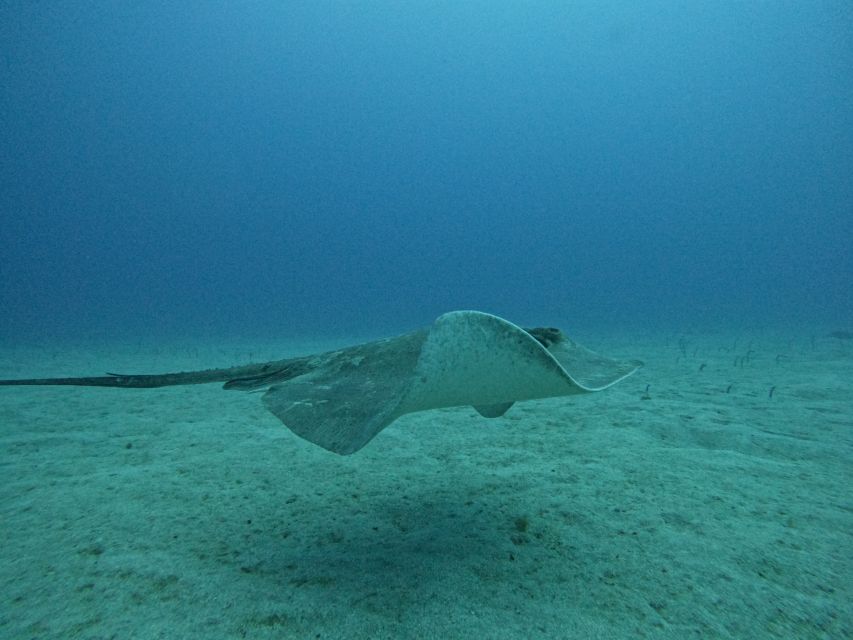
left=526, top=326, right=562, bottom=348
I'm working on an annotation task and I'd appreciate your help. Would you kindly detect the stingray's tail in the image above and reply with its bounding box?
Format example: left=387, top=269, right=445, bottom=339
left=0, top=357, right=313, bottom=390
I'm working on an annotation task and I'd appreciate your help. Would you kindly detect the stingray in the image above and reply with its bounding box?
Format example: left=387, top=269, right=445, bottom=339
left=0, top=311, right=642, bottom=454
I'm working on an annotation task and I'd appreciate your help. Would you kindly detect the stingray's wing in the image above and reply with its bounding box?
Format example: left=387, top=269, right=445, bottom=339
left=545, top=335, right=644, bottom=391
left=261, top=311, right=642, bottom=455
left=261, top=329, right=428, bottom=454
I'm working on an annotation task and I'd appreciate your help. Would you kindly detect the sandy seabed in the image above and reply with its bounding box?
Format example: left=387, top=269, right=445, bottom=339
left=1, top=327, right=850, bottom=639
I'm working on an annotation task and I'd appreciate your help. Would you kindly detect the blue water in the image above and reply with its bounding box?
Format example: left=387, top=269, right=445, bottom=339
left=1, top=2, right=851, bottom=342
